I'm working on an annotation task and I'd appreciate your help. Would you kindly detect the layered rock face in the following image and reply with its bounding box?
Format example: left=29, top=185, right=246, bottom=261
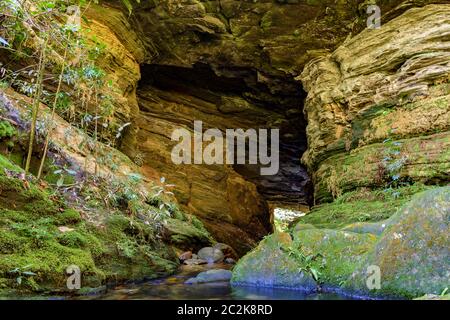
left=4, top=1, right=447, bottom=256
left=232, top=3, right=450, bottom=298
left=123, top=0, right=371, bottom=253
left=122, top=0, right=449, bottom=253
left=299, top=4, right=450, bottom=203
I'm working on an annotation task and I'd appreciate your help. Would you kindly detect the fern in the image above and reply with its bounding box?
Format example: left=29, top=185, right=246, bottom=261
left=121, top=0, right=140, bottom=14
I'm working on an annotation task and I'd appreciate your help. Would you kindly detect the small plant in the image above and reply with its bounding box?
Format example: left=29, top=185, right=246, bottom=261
left=0, top=120, right=16, bottom=139
left=9, top=265, right=37, bottom=286
left=283, top=245, right=323, bottom=283
left=149, top=177, right=176, bottom=218
left=116, top=238, right=137, bottom=258
left=52, top=167, right=77, bottom=187
left=381, top=138, right=412, bottom=193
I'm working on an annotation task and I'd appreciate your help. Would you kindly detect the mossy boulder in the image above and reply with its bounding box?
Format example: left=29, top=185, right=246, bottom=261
left=185, top=269, right=232, bottom=284
left=163, top=217, right=213, bottom=250
left=293, top=228, right=378, bottom=287
left=231, top=232, right=317, bottom=292
left=345, top=187, right=450, bottom=298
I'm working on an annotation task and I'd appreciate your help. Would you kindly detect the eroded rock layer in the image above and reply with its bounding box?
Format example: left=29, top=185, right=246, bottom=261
left=123, top=0, right=449, bottom=252
left=299, top=4, right=450, bottom=203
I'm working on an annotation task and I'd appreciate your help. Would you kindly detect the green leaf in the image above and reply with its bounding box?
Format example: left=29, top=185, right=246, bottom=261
left=310, top=268, right=320, bottom=282
left=0, top=37, right=9, bottom=47
left=57, top=175, right=65, bottom=187
left=121, top=0, right=133, bottom=13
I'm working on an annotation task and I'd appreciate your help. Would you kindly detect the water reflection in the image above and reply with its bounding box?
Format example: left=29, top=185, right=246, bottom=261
left=90, top=265, right=355, bottom=300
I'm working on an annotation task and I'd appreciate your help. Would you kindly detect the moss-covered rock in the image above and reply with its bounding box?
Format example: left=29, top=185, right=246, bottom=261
left=0, top=154, right=211, bottom=294
left=345, top=187, right=450, bottom=298
left=163, top=217, right=213, bottom=250
left=341, top=221, right=390, bottom=236
left=296, top=184, right=435, bottom=229
left=293, top=229, right=377, bottom=287
left=231, top=232, right=317, bottom=292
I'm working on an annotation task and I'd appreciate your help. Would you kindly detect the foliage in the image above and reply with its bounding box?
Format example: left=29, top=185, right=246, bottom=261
left=8, top=265, right=37, bottom=288
left=282, top=245, right=323, bottom=282
left=0, top=121, right=16, bottom=139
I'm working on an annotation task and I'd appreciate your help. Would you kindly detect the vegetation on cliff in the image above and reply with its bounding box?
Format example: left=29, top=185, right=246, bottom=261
left=0, top=0, right=448, bottom=301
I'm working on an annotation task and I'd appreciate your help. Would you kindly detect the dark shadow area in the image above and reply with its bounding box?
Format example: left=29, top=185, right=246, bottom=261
left=139, top=63, right=312, bottom=207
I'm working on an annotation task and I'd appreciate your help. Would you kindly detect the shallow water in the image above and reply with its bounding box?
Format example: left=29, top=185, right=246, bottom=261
left=82, top=264, right=357, bottom=300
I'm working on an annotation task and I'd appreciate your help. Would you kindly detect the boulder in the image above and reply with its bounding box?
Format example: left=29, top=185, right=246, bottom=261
left=293, top=228, right=378, bottom=286
left=213, top=243, right=238, bottom=260
left=345, top=187, right=450, bottom=298
left=179, top=251, right=192, bottom=262
left=231, top=232, right=317, bottom=292
left=183, top=259, right=208, bottom=266
left=198, top=247, right=224, bottom=263
left=185, top=269, right=233, bottom=284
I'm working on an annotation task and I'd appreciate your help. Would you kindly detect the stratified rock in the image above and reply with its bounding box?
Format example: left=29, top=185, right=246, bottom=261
left=345, top=187, right=450, bottom=298
left=125, top=0, right=378, bottom=252
left=231, top=232, right=317, bottom=292
left=299, top=5, right=450, bottom=203
left=198, top=247, right=224, bottom=264
left=185, top=269, right=233, bottom=284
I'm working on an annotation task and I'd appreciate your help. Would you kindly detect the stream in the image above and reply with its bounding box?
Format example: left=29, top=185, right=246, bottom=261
left=77, top=264, right=357, bottom=300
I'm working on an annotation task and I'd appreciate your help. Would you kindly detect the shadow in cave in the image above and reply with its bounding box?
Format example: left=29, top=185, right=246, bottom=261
left=139, top=63, right=313, bottom=209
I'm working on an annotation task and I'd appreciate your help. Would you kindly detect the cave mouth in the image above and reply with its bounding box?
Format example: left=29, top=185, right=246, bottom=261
left=138, top=62, right=312, bottom=216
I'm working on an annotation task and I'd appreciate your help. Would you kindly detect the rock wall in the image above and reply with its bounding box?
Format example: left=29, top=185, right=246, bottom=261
left=121, top=0, right=374, bottom=252
left=3, top=0, right=447, bottom=255
left=299, top=4, right=450, bottom=203
left=119, top=0, right=449, bottom=252
left=232, top=3, right=450, bottom=298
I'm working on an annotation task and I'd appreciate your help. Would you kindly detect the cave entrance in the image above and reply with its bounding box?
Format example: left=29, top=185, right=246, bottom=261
left=137, top=62, right=312, bottom=237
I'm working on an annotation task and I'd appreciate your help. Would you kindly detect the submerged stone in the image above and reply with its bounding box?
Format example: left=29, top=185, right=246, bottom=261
left=185, top=269, right=232, bottom=284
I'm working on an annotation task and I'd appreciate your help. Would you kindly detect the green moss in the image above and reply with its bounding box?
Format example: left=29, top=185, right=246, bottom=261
left=299, top=184, right=438, bottom=229
left=315, top=131, right=450, bottom=202
left=293, top=229, right=377, bottom=286
left=0, top=121, right=16, bottom=140
left=231, top=232, right=317, bottom=290
left=0, top=149, right=214, bottom=294
left=345, top=187, right=450, bottom=298
left=57, top=231, right=89, bottom=248
left=163, top=218, right=213, bottom=249
left=55, top=209, right=82, bottom=225
left=0, top=154, right=22, bottom=173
